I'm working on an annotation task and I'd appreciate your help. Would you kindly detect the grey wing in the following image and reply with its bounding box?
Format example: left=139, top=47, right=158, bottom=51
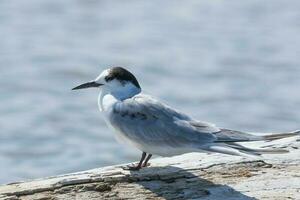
left=213, top=129, right=264, bottom=142
left=109, top=94, right=218, bottom=148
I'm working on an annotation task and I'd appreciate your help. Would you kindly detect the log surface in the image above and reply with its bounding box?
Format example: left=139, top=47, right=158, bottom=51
left=0, top=137, right=299, bottom=200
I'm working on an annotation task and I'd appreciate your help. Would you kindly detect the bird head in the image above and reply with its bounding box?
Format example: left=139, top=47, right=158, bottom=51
left=72, top=67, right=141, bottom=99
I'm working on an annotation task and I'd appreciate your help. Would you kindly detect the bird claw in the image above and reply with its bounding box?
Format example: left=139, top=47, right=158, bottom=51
left=142, top=162, right=151, bottom=168
left=121, top=164, right=141, bottom=171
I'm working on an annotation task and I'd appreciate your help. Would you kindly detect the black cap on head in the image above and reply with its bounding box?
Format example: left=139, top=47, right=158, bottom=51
left=105, top=67, right=141, bottom=89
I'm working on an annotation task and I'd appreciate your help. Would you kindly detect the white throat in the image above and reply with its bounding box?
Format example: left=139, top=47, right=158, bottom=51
left=98, top=82, right=141, bottom=112
left=110, top=82, right=141, bottom=100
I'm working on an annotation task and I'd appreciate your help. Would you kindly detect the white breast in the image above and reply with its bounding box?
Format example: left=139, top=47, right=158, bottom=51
left=98, top=91, right=141, bottom=148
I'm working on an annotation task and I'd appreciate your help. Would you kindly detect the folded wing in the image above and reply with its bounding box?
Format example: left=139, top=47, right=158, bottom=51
left=109, top=94, right=218, bottom=149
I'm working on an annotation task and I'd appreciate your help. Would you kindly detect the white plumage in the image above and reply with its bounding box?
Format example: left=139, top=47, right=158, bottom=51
left=73, top=67, right=299, bottom=169
left=101, top=93, right=219, bottom=156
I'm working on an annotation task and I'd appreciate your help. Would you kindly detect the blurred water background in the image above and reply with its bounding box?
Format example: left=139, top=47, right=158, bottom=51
left=0, top=0, right=299, bottom=184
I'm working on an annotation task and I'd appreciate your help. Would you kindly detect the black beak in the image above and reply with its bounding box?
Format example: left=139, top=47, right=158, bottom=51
left=72, top=81, right=103, bottom=90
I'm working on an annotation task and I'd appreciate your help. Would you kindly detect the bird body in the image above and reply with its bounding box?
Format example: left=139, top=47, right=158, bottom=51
left=73, top=67, right=299, bottom=170
left=100, top=92, right=218, bottom=156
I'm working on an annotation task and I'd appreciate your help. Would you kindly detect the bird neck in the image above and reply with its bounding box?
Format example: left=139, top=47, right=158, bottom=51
left=98, top=84, right=141, bottom=112
left=110, top=83, right=141, bottom=101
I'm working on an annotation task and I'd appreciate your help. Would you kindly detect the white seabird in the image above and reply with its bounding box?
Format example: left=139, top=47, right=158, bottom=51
left=72, top=67, right=299, bottom=170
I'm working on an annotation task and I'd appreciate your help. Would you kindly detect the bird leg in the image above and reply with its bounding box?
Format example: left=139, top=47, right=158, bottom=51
left=124, top=152, right=147, bottom=171
left=142, top=154, right=152, bottom=167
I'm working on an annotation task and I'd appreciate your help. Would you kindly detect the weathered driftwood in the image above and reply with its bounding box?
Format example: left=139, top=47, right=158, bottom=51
left=0, top=137, right=299, bottom=200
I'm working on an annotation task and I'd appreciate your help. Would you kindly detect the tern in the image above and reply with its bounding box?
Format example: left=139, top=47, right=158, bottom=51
left=73, top=67, right=299, bottom=170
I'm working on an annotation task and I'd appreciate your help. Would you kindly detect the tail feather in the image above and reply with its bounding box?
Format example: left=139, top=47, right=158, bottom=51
left=263, top=130, right=300, bottom=141
left=216, top=129, right=300, bottom=143
left=203, top=144, right=259, bottom=157
left=203, top=142, right=289, bottom=157
left=204, top=130, right=299, bottom=157
left=225, top=143, right=289, bottom=154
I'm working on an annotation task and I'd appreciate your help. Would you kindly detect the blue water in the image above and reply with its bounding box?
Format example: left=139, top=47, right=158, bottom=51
left=0, top=0, right=300, bottom=184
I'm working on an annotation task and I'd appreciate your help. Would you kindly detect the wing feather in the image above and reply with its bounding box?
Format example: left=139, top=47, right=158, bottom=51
left=109, top=94, right=218, bottom=149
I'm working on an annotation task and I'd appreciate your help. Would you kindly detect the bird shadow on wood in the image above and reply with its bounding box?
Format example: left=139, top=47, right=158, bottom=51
left=129, top=166, right=256, bottom=200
